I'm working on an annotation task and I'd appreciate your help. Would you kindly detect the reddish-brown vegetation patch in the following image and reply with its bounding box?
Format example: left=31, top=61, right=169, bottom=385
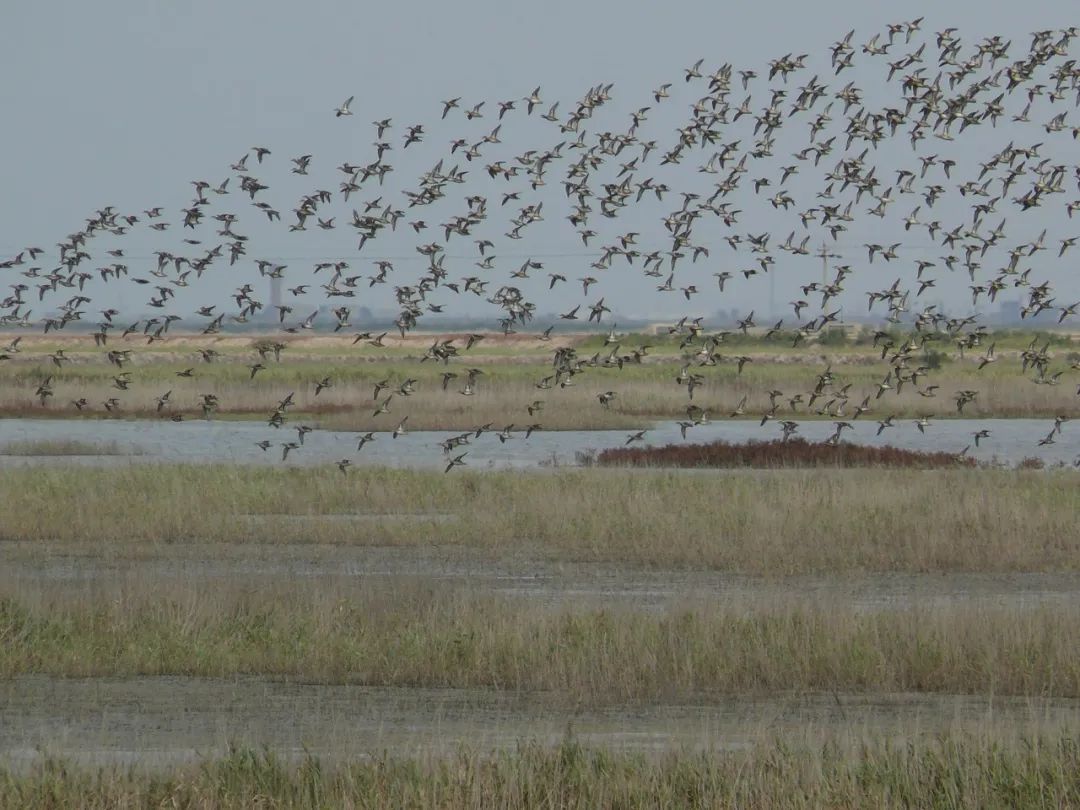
left=590, top=437, right=975, bottom=469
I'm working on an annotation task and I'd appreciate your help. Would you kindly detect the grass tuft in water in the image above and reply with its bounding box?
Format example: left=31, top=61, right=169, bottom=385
left=0, top=439, right=139, bottom=456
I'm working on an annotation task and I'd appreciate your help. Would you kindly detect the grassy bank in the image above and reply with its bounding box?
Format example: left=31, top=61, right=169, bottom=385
left=4, top=736, right=1080, bottom=808
left=1, top=585, right=1078, bottom=698
left=0, top=330, right=1078, bottom=428
left=1, top=465, right=1076, bottom=574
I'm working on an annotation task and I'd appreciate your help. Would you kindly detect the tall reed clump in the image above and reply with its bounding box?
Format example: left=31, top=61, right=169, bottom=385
left=2, top=736, right=1079, bottom=808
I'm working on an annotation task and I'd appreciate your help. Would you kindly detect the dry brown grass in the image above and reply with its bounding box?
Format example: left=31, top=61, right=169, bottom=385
left=1, top=465, right=1077, bottom=574
left=1, top=330, right=1077, bottom=429
left=2, top=580, right=1078, bottom=699
left=5, top=734, right=1080, bottom=809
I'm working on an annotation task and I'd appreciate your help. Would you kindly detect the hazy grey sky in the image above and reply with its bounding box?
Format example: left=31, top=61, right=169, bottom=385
left=4, top=1, right=1080, bottom=326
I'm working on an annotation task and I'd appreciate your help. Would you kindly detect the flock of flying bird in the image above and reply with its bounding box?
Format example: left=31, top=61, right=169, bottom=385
left=4, top=20, right=1080, bottom=470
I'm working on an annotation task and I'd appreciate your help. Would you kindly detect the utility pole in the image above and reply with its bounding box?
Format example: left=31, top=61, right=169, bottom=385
left=818, top=242, right=844, bottom=325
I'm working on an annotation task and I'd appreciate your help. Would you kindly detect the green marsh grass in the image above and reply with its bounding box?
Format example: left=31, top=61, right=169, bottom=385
left=1, top=465, right=1077, bottom=573
left=1, top=583, right=1078, bottom=698
left=3, top=735, right=1079, bottom=808
left=1, top=330, right=1078, bottom=428
left=4, top=330, right=1079, bottom=804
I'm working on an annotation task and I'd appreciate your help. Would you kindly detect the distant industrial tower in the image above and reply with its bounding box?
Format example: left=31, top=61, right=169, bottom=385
left=270, top=275, right=282, bottom=312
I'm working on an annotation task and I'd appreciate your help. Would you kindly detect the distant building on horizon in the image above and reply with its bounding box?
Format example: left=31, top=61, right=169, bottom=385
left=995, top=298, right=1022, bottom=325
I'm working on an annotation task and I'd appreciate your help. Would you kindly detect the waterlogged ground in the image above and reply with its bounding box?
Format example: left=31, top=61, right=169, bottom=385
left=3, top=417, right=1078, bottom=772
left=6, top=533, right=1080, bottom=769
left=0, top=416, right=1078, bottom=467
left=6, top=544, right=1080, bottom=613
left=3, top=676, right=1078, bottom=771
